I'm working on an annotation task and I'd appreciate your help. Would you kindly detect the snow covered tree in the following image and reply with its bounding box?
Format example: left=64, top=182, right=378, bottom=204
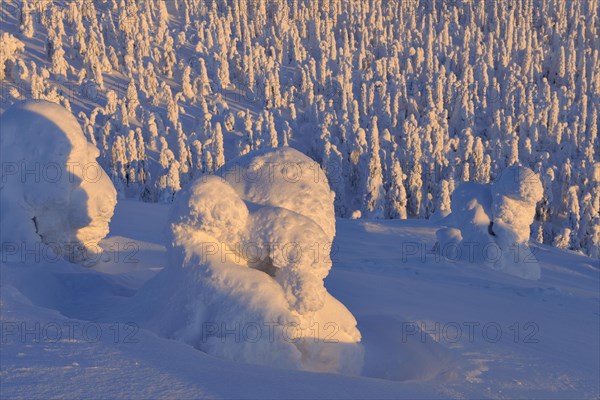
left=2, top=0, right=599, bottom=256
left=19, top=0, right=34, bottom=38
left=363, top=117, right=384, bottom=218
left=385, top=158, right=408, bottom=219
left=212, top=122, right=225, bottom=170
left=566, top=186, right=581, bottom=250
left=126, top=79, right=139, bottom=119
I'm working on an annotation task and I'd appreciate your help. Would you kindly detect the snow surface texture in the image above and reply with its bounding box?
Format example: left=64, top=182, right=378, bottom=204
left=3, top=199, right=598, bottom=398
left=437, top=166, right=544, bottom=279
left=139, top=147, right=362, bottom=374
left=0, top=101, right=116, bottom=266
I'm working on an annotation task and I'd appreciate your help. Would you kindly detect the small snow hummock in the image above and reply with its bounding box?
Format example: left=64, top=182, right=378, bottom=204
left=137, top=147, right=363, bottom=374
left=437, top=166, right=544, bottom=280
left=0, top=101, right=117, bottom=266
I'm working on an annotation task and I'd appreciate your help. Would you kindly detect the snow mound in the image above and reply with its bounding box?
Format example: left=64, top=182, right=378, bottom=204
left=216, top=147, right=336, bottom=239
left=169, top=176, right=248, bottom=250
left=437, top=166, right=543, bottom=279
left=0, top=101, right=116, bottom=266
left=491, top=167, right=544, bottom=246
left=144, top=149, right=362, bottom=374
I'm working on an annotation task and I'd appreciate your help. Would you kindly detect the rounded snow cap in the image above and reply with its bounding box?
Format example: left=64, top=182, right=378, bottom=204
left=492, top=165, right=543, bottom=205
left=216, top=147, right=336, bottom=239
left=168, top=175, right=249, bottom=247
left=0, top=100, right=117, bottom=266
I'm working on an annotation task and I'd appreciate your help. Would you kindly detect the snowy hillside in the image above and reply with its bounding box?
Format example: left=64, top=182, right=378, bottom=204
left=1, top=199, right=599, bottom=398
left=1, top=0, right=599, bottom=398
left=0, top=0, right=599, bottom=256
left=0, top=101, right=597, bottom=398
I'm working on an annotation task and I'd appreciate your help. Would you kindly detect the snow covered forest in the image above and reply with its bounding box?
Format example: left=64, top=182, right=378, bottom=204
left=1, top=0, right=599, bottom=257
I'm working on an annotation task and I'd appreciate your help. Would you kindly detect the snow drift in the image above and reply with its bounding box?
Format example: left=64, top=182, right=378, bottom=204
left=135, top=147, right=363, bottom=374
left=436, top=166, right=544, bottom=279
left=0, top=101, right=117, bottom=266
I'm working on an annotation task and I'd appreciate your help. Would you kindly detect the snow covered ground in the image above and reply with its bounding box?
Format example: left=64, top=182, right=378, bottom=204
left=1, top=0, right=599, bottom=397
left=2, top=199, right=598, bottom=399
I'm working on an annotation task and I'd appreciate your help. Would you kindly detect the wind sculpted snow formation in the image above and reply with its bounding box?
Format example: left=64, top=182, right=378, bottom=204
left=0, top=101, right=117, bottom=266
left=136, top=147, right=363, bottom=374
left=436, top=165, right=544, bottom=279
